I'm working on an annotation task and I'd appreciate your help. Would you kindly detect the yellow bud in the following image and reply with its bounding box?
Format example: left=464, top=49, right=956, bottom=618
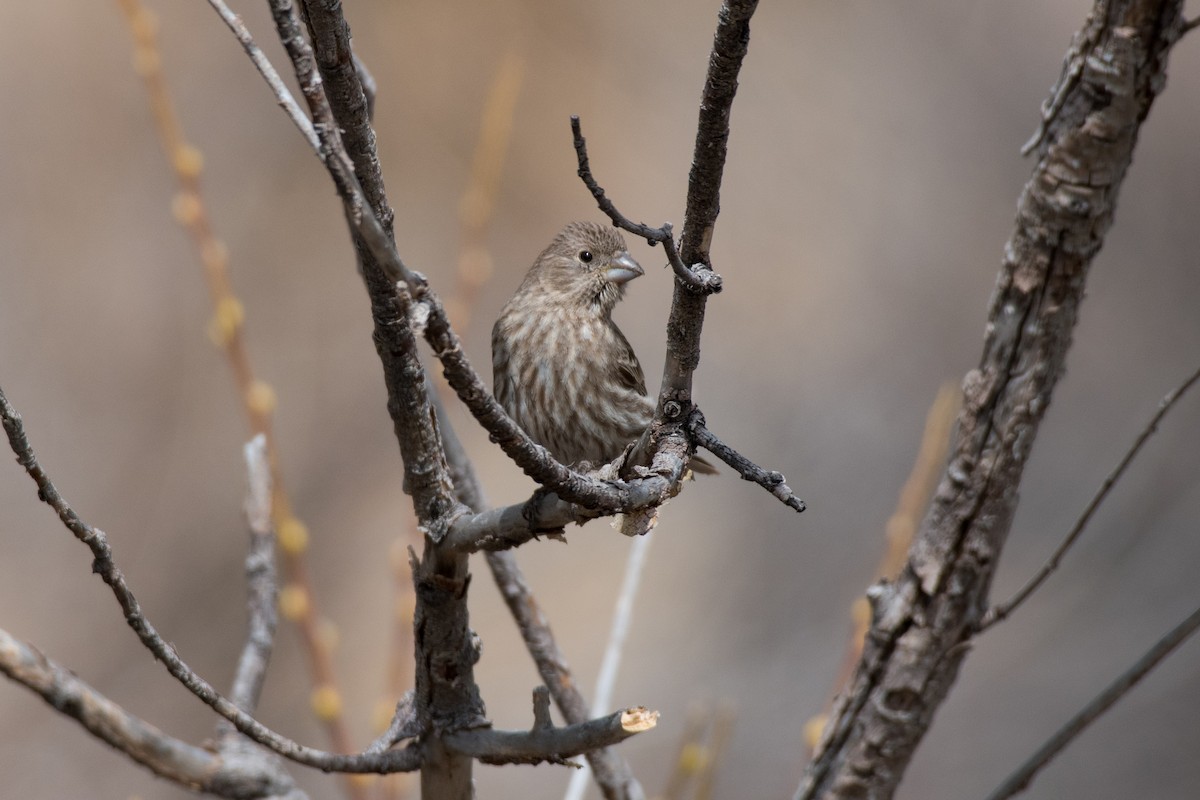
left=173, top=144, right=204, bottom=179
left=171, top=192, right=202, bottom=226
left=311, top=684, right=343, bottom=721
left=278, top=584, right=309, bottom=620
left=678, top=742, right=708, bottom=773
left=206, top=296, right=244, bottom=348
left=130, top=7, right=158, bottom=40
left=277, top=517, right=310, bottom=555
left=246, top=380, right=277, bottom=416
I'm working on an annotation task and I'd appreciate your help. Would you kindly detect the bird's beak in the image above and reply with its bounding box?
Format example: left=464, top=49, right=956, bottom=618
left=605, top=252, right=644, bottom=285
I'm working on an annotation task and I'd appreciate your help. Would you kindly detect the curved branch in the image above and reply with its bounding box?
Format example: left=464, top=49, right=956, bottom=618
left=571, top=116, right=722, bottom=294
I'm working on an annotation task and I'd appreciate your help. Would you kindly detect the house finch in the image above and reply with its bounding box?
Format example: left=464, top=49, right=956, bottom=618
left=492, top=221, right=715, bottom=474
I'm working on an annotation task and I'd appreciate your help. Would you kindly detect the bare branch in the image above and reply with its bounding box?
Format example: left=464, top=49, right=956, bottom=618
left=571, top=116, right=722, bottom=294
left=661, top=0, right=758, bottom=407
left=689, top=412, right=805, bottom=513
left=984, top=603, right=1200, bottom=800
left=299, top=0, right=392, bottom=228
left=205, top=0, right=320, bottom=151
left=0, top=627, right=299, bottom=798
left=225, top=434, right=279, bottom=716
left=979, top=363, right=1200, bottom=631
left=446, top=707, right=659, bottom=766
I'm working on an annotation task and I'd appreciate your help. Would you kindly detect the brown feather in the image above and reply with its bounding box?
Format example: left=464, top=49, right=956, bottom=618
left=492, top=221, right=715, bottom=475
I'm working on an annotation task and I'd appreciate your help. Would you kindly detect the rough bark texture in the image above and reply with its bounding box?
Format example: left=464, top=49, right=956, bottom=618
left=798, top=3, right=1186, bottom=798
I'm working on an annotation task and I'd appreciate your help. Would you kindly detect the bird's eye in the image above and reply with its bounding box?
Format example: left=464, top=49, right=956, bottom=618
left=578, top=250, right=594, bottom=264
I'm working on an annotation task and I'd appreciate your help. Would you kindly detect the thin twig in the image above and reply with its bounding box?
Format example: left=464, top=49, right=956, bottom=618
left=984, top=602, right=1200, bottom=800
left=564, top=531, right=656, bottom=800
left=225, top=434, right=279, bottom=716
left=571, top=116, right=722, bottom=294
left=688, top=411, right=805, bottom=513
left=205, top=0, right=320, bottom=150
left=978, top=363, right=1200, bottom=632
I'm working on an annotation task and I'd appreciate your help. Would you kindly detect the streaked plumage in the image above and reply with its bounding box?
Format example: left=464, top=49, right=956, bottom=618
left=492, top=221, right=714, bottom=474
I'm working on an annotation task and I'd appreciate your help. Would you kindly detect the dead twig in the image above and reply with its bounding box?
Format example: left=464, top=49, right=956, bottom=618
left=978, top=363, right=1200, bottom=632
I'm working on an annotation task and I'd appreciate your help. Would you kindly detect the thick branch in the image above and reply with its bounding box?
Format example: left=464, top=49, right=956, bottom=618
left=265, top=5, right=482, bottom=797
left=662, top=0, right=757, bottom=406
left=299, top=0, right=391, bottom=229
left=446, top=707, right=658, bottom=766
left=798, top=3, right=1187, bottom=798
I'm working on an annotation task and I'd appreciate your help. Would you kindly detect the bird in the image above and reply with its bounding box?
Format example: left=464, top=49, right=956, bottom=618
left=492, top=221, right=715, bottom=475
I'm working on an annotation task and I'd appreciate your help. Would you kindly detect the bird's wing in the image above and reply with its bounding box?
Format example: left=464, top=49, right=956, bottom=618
left=610, top=325, right=648, bottom=396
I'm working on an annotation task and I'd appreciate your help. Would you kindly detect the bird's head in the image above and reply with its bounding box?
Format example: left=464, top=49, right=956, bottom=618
left=527, top=221, right=644, bottom=314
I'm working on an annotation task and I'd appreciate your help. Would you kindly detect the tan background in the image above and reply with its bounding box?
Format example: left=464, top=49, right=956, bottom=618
left=2, top=1, right=1200, bottom=798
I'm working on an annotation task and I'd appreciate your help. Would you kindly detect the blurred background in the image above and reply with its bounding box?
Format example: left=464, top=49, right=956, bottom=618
left=2, top=1, right=1200, bottom=798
